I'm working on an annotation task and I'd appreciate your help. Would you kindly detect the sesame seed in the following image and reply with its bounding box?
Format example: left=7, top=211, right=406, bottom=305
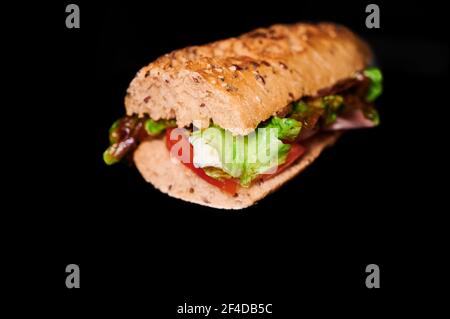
left=232, top=64, right=243, bottom=71
left=279, top=62, right=288, bottom=70
left=255, top=74, right=266, bottom=85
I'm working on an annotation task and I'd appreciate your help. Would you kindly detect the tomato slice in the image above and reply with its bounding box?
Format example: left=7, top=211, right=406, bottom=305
left=261, top=143, right=306, bottom=181
left=165, top=128, right=239, bottom=195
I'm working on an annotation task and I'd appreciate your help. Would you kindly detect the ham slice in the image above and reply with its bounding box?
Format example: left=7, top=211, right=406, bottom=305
left=325, top=109, right=375, bottom=131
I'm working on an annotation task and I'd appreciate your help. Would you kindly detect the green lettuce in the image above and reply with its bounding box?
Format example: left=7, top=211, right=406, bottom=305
left=364, top=67, right=383, bottom=102
left=145, top=119, right=176, bottom=136
left=203, top=167, right=233, bottom=180
left=261, top=116, right=302, bottom=141
left=364, top=106, right=380, bottom=126
left=292, top=100, right=316, bottom=116
left=291, top=95, right=344, bottom=127
left=190, top=126, right=291, bottom=187
left=242, top=130, right=291, bottom=186
left=322, top=95, right=344, bottom=125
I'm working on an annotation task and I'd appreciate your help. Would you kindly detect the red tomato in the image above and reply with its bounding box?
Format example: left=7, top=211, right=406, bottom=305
left=165, top=128, right=239, bottom=195
left=261, top=143, right=306, bottom=181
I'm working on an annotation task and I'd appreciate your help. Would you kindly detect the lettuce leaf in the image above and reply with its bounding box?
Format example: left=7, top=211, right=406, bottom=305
left=145, top=119, right=177, bottom=136
left=241, top=130, right=291, bottom=186
left=261, top=116, right=302, bottom=141
left=203, top=167, right=233, bottom=180
left=363, top=106, right=380, bottom=126
left=190, top=126, right=291, bottom=187
left=322, top=95, right=344, bottom=125
left=364, top=67, right=383, bottom=102
left=293, top=100, right=308, bottom=115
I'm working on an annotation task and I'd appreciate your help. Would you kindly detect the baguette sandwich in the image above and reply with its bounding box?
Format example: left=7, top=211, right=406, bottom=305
left=103, top=23, right=383, bottom=209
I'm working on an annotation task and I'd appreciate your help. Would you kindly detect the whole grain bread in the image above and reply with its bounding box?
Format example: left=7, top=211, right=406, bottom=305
left=125, top=23, right=371, bottom=135
left=133, top=132, right=340, bottom=209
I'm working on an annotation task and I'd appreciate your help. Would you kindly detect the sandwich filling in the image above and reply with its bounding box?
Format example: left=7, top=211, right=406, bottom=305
left=104, top=67, right=382, bottom=195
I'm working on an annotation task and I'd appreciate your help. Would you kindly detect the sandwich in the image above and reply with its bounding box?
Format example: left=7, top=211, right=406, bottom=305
left=103, top=23, right=383, bottom=209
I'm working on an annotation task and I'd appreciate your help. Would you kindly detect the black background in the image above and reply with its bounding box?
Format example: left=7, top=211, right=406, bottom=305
left=9, top=0, right=447, bottom=316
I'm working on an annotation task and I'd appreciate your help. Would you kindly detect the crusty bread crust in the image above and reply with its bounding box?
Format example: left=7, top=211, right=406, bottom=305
left=125, top=23, right=371, bottom=135
left=133, top=132, right=341, bottom=209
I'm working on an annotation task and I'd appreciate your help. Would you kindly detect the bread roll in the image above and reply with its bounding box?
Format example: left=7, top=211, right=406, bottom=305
left=125, top=23, right=371, bottom=135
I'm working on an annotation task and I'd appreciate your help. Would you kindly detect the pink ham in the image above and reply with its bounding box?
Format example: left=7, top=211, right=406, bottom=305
left=326, top=109, right=375, bottom=131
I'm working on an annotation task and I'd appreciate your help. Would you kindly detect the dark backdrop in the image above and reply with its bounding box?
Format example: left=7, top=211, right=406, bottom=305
left=10, top=0, right=447, bottom=316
